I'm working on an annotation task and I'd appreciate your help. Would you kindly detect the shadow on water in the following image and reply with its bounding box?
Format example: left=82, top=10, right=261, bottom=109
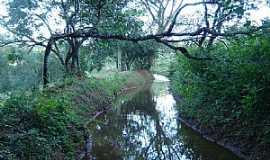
left=89, top=75, right=241, bottom=160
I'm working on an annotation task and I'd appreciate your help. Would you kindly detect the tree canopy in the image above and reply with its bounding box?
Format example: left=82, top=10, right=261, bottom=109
left=0, top=0, right=267, bottom=85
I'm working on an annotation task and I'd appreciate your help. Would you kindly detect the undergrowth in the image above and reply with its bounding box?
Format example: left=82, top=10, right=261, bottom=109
left=170, top=34, right=270, bottom=159
left=0, top=72, right=129, bottom=160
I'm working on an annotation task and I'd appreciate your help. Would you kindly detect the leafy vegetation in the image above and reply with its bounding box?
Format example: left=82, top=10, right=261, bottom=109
left=0, top=0, right=270, bottom=159
left=170, top=34, right=270, bottom=159
left=0, top=72, right=142, bottom=159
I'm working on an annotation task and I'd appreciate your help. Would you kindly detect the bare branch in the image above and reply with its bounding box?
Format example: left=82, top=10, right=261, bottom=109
left=166, top=1, right=217, bottom=34
left=34, top=14, right=53, bottom=35
left=155, top=39, right=212, bottom=60
left=198, top=1, right=210, bottom=47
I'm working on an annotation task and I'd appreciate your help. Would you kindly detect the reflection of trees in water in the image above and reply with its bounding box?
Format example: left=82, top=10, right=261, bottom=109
left=121, top=88, right=156, bottom=115
left=90, top=87, right=181, bottom=160
left=120, top=88, right=158, bottom=158
left=90, top=111, right=123, bottom=159
left=120, top=88, right=190, bottom=160
left=176, top=124, right=240, bottom=160
left=90, top=84, right=240, bottom=160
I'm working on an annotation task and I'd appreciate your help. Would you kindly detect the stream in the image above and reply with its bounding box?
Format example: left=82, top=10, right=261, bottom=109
left=89, top=74, right=241, bottom=160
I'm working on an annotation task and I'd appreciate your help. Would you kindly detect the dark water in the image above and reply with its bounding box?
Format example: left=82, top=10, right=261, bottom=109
left=89, top=75, right=241, bottom=160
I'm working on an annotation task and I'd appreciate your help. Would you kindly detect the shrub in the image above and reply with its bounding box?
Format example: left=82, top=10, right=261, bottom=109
left=0, top=73, right=128, bottom=159
left=170, top=34, right=270, bottom=145
left=0, top=93, right=80, bottom=159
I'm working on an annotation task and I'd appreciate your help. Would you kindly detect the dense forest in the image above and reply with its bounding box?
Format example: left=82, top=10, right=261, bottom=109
left=0, top=0, right=270, bottom=160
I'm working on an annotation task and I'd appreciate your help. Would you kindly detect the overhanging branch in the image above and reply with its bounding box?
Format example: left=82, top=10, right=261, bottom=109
left=155, top=39, right=212, bottom=60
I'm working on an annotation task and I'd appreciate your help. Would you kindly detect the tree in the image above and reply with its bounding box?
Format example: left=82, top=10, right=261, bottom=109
left=0, top=0, right=266, bottom=86
left=140, top=0, right=260, bottom=47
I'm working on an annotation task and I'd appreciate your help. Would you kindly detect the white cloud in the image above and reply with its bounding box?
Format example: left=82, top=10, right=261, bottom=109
left=0, top=0, right=7, bottom=17
left=250, top=6, right=270, bottom=23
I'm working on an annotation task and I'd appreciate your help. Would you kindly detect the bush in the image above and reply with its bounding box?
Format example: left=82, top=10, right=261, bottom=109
left=0, top=73, right=129, bottom=159
left=170, top=34, right=270, bottom=146
left=0, top=92, right=81, bottom=159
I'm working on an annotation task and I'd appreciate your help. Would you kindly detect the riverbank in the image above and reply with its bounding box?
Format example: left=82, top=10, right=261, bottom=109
left=169, top=35, right=270, bottom=160
left=171, top=85, right=270, bottom=160
left=171, top=76, right=270, bottom=160
left=173, top=88, right=270, bottom=160
left=172, top=89, right=248, bottom=159
left=0, top=70, right=152, bottom=159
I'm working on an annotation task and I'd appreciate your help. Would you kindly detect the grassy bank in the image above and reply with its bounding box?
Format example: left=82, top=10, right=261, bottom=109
left=0, top=71, right=149, bottom=160
left=170, top=35, right=270, bottom=160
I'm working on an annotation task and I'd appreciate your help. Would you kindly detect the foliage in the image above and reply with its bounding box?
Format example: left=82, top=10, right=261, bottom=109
left=151, top=49, right=176, bottom=76
left=0, top=72, right=131, bottom=159
left=118, top=41, right=157, bottom=70
left=0, top=89, right=84, bottom=159
left=80, top=39, right=158, bottom=72
left=0, top=46, right=64, bottom=93
left=170, top=34, right=270, bottom=156
left=0, top=0, right=269, bottom=159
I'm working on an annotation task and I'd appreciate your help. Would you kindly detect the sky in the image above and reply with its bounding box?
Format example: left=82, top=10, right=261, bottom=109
left=0, top=0, right=8, bottom=34
left=0, top=0, right=7, bottom=16
left=250, top=3, right=270, bottom=23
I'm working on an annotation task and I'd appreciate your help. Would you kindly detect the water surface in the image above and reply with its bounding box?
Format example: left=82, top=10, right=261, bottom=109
left=90, top=74, right=241, bottom=160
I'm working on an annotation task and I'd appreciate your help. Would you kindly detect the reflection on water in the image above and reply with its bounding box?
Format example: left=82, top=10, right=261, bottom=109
left=90, top=75, right=241, bottom=160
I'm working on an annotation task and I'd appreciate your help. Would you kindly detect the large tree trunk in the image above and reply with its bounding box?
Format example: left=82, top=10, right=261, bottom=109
left=65, top=38, right=82, bottom=74
left=43, top=38, right=54, bottom=87
left=72, top=45, right=80, bottom=72
left=43, top=37, right=84, bottom=87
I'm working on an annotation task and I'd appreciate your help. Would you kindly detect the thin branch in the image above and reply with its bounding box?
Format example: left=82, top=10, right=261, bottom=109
left=198, top=1, right=210, bottom=47
left=34, top=14, right=53, bottom=35
left=166, top=1, right=217, bottom=34
left=155, top=39, right=212, bottom=60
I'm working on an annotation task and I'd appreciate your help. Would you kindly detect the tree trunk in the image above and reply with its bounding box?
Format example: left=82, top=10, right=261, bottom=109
left=65, top=38, right=82, bottom=74
left=117, top=47, right=122, bottom=71
left=71, top=45, right=80, bottom=72
left=43, top=38, right=54, bottom=87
